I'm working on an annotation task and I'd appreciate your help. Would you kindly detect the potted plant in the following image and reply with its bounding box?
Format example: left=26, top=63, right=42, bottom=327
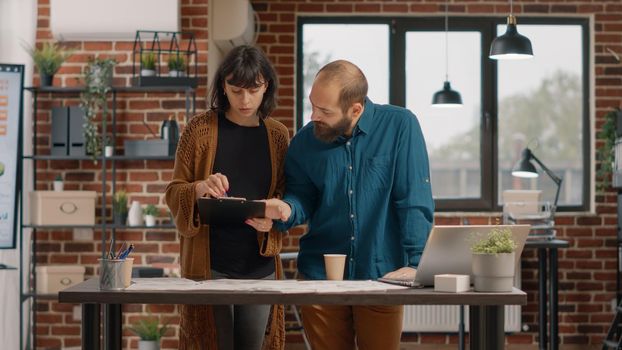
left=141, top=52, right=157, bottom=77
left=23, top=41, right=74, bottom=87
left=128, top=317, right=169, bottom=350
left=470, top=227, right=517, bottom=292
left=143, top=204, right=159, bottom=227
left=112, top=190, right=128, bottom=225
left=167, top=55, right=186, bottom=77
left=104, top=136, right=114, bottom=158
left=80, top=57, right=116, bottom=160
left=53, top=174, right=63, bottom=191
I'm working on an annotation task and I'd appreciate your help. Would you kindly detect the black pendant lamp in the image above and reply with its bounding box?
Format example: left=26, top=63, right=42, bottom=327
left=432, top=3, right=463, bottom=108
left=489, top=0, right=533, bottom=60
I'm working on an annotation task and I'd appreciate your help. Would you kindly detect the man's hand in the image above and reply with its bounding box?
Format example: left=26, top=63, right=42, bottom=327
left=382, top=266, right=417, bottom=280
left=264, top=198, right=292, bottom=222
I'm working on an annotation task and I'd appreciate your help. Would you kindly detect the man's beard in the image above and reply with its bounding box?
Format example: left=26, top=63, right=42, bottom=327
left=313, top=114, right=352, bottom=143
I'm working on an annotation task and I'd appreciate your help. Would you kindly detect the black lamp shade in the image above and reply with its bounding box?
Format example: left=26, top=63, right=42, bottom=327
left=432, top=81, right=463, bottom=107
left=511, top=149, right=538, bottom=178
left=489, top=20, right=533, bottom=60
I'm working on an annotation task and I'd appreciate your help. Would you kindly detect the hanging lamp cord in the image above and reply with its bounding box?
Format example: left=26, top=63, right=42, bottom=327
left=444, top=1, right=449, bottom=82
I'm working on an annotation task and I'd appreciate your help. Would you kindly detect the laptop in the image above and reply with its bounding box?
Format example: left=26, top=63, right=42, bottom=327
left=378, top=225, right=530, bottom=287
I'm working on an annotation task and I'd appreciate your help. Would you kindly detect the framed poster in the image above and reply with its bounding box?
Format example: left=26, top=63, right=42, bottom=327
left=0, top=64, right=24, bottom=249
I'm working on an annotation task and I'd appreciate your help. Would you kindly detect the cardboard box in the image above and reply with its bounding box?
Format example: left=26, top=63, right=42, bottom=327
left=36, top=265, right=86, bottom=294
left=30, top=191, right=97, bottom=225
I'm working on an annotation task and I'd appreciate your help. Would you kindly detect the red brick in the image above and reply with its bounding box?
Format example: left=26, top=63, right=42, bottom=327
left=298, top=4, right=324, bottom=12
left=83, top=42, right=113, bottom=52
left=382, top=4, right=409, bottom=13
left=129, top=100, right=161, bottom=110
left=51, top=326, right=80, bottom=335
left=36, top=338, right=62, bottom=348
left=327, top=4, right=353, bottom=12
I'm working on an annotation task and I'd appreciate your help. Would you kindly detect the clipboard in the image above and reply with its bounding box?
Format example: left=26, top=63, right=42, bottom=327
left=197, top=197, right=265, bottom=226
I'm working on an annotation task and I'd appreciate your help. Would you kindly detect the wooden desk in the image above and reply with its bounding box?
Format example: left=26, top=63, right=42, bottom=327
left=60, top=278, right=527, bottom=350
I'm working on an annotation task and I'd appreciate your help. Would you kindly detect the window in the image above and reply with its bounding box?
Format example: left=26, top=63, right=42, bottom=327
left=297, top=17, right=590, bottom=212
left=497, top=24, right=587, bottom=209
left=406, top=31, right=482, bottom=200
left=298, top=21, right=390, bottom=127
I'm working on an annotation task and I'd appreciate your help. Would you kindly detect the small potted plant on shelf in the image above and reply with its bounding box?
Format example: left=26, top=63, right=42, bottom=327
left=470, top=226, right=517, bottom=292
left=53, top=174, right=63, bottom=192
left=143, top=204, right=159, bottom=227
left=112, top=190, right=128, bottom=225
left=167, top=55, right=186, bottom=77
left=23, top=41, right=74, bottom=87
left=141, top=52, right=157, bottom=77
left=104, top=136, right=114, bottom=158
left=128, top=317, right=169, bottom=350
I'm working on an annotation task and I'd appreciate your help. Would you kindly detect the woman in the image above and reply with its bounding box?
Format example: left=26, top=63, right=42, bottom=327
left=165, top=45, right=289, bottom=350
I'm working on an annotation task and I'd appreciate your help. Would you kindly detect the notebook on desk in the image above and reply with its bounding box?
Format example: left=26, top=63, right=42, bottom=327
left=378, top=225, right=530, bottom=288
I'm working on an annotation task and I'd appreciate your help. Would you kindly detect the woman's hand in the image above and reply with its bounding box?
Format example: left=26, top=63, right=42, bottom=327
left=245, top=217, right=273, bottom=232
left=195, top=173, right=230, bottom=200
left=382, top=266, right=417, bottom=280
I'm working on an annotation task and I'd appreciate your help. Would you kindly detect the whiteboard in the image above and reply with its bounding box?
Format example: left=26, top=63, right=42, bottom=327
left=0, top=64, right=23, bottom=249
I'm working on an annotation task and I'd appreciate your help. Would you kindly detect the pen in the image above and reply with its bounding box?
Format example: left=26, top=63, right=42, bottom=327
left=119, top=244, right=134, bottom=259
left=115, top=242, right=126, bottom=259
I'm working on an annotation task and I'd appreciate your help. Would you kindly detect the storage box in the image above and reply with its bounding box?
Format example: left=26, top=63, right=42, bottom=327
left=124, top=139, right=177, bottom=157
left=502, top=190, right=542, bottom=215
left=30, top=191, right=97, bottom=225
left=36, top=265, right=86, bottom=294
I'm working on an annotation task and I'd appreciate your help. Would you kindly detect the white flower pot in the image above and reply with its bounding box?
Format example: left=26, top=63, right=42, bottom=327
left=104, top=145, right=114, bottom=157
left=141, top=69, right=156, bottom=77
left=128, top=200, right=144, bottom=226
left=138, top=340, right=160, bottom=350
left=145, top=215, right=156, bottom=227
left=472, top=252, right=515, bottom=292
left=53, top=180, right=63, bottom=192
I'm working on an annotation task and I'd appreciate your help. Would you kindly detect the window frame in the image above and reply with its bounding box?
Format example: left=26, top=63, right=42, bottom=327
left=296, top=16, right=591, bottom=212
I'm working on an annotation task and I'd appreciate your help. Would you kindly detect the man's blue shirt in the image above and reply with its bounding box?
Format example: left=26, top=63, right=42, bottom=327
left=275, top=98, right=434, bottom=280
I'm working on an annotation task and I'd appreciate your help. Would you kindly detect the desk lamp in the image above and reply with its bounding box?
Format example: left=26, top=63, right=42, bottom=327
left=511, top=148, right=563, bottom=213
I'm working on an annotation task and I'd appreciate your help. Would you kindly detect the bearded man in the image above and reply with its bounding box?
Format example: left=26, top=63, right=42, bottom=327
left=265, top=59, right=435, bottom=350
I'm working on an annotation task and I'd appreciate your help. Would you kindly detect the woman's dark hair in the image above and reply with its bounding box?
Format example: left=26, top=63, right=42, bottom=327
left=209, top=45, right=278, bottom=119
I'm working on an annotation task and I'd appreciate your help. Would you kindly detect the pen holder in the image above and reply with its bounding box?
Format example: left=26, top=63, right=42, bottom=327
left=99, top=258, right=133, bottom=290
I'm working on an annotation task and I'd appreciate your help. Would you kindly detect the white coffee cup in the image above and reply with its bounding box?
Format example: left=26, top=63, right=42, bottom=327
left=324, top=254, right=346, bottom=280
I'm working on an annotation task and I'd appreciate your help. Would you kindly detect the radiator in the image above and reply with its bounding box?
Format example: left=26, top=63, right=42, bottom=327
left=403, top=273, right=522, bottom=333
left=402, top=304, right=521, bottom=332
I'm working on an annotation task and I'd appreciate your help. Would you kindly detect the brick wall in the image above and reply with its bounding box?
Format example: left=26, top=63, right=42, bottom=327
left=30, top=0, right=622, bottom=348
left=32, top=0, right=208, bottom=349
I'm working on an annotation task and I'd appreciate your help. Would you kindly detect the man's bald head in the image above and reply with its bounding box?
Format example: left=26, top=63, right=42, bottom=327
left=315, top=60, right=368, bottom=114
